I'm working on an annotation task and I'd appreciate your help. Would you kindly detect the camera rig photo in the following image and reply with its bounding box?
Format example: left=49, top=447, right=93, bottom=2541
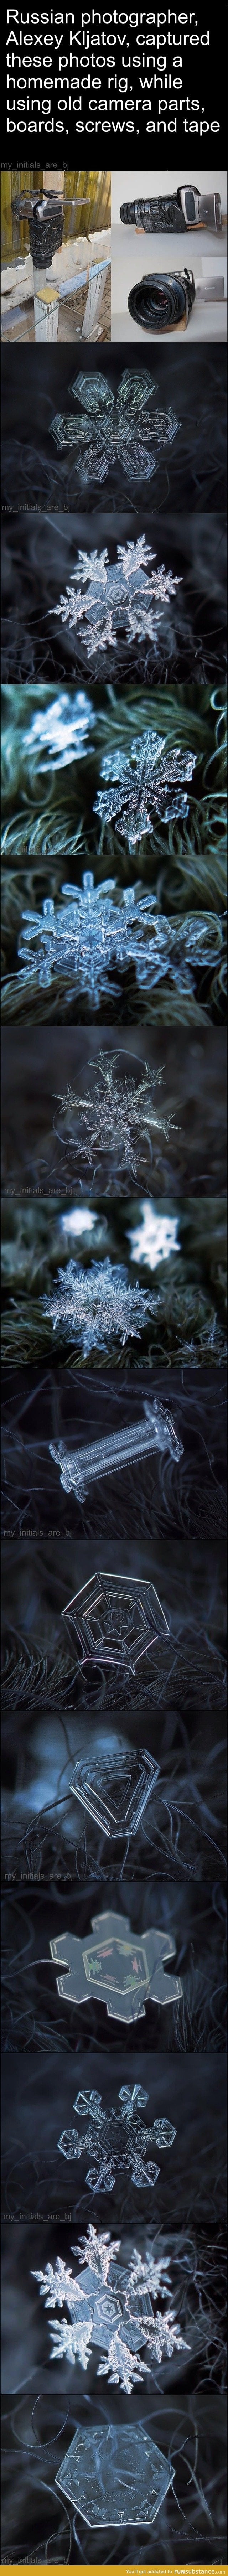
left=1, top=170, right=110, bottom=344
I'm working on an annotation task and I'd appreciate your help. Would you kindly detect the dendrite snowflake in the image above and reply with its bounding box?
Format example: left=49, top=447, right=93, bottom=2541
left=51, top=366, right=180, bottom=485
left=33, top=2222, right=187, bottom=2390
left=95, top=728, right=197, bottom=848
left=58, top=2081, right=176, bottom=2195
left=42, top=1255, right=156, bottom=1354
left=18, top=873, right=209, bottom=1009
left=51, top=540, right=181, bottom=664
left=56, top=1052, right=174, bottom=1180
left=22, top=691, right=94, bottom=770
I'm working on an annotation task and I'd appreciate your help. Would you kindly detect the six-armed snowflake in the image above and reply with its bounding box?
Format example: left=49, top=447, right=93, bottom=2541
left=51, top=366, right=180, bottom=484
left=58, top=2081, right=176, bottom=2195
left=95, top=728, right=197, bottom=847
left=55, top=1052, right=174, bottom=1179
left=42, top=1255, right=156, bottom=1353
left=33, top=2221, right=187, bottom=2389
left=51, top=540, right=181, bottom=664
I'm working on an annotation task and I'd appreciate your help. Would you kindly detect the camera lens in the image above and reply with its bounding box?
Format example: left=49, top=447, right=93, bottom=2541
left=128, top=274, right=188, bottom=331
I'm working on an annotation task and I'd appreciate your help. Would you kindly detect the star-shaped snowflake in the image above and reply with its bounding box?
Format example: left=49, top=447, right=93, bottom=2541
left=22, top=691, right=94, bottom=770
left=95, top=729, right=197, bottom=847
left=51, top=367, right=180, bottom=485
left=42, top=1255, right=156, bottom=1354
left=33, top=2225, right=188, bottom=2392
left=18, top=873, right=208, bottom=1009
left=56, top=1053, right=173, bottom=1180
left=58, top=2084, right=176, bottom=2196
left=51, top=540, right=181, bottom=663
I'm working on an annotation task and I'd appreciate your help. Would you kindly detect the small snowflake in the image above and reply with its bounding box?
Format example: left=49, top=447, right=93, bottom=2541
left=22, top=691, right=93, bottom=770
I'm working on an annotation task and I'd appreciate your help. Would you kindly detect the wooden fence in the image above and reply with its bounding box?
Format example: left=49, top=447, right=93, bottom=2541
left=1, top=169, right=110, bottom=261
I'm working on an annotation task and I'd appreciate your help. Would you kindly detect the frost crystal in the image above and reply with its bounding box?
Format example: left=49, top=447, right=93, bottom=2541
left=55, top=1052, right=174, bottom=1178
left=55, top=2421, right=172, bottom=2525
left=33, top=2222, right=187, bottom=2390
left=51, top=366, right=180, bottom=485
left=18, top=873, right=208, bottom=1008
left=50, top=1905, right=182, bottom=2023
left=95, top=728, right=197, bottom=848
left=51, top=540, right=181, bottom=665
left=58, top=2081, right=176, bottom=2195
left=49, top=1397, right=183, bottom=1504
left=22, top=691, right=94, bottom=770
left=42, top=1255, right=156, bottom=1354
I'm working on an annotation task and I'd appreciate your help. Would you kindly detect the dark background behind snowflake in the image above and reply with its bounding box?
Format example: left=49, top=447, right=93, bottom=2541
left=1, top=2051, right=227, bottom=2228
left=1, top=2215, right=227, bottom=2399
left=1, top=1194, right=227, bottom=1369
left=1, top=514, right=227, bottom=688
left=1, top=1874, right=227, bottom=2053
left=1, top=2393, right=227, bottom=2561
left=1, top=1026, right=227, bottom=1196
left=1, top=343, right=227, bottom=514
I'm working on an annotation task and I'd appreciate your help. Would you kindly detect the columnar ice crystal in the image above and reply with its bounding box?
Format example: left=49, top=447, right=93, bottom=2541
left=51, top=366, right=180, bottom=483
left=42, top=1256, right=156, bottom=1354
left=51, top=540, right=181, bottom=663
left=95, top=728, right=197, bottom=847
left=33, top=2222, right=187, bottom=2390
left=49, top=1397, right=183, bottom=1503
left=58, top=2081, right=176, bottom=2194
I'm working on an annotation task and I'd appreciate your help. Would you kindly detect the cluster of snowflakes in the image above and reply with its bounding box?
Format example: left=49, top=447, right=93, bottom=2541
left=33, top=2220, right=187, bottom=2392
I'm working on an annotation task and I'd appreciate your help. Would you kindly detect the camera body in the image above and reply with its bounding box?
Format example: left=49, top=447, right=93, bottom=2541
left=120, top=188, right=222, bottom=236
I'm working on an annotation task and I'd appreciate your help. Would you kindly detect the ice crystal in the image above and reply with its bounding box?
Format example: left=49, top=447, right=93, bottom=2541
left=33, top=2224, right=187, bottom=2390
left=51, top=540, right=181, bottom=664
left=95, top=728, right=197, bottom=848
left=42, top=1255, right=156, bottom=1353
left=56, top=1052, right=174, bottom=1179
left=18, top=873, right=208, bottom=1008
left=51, top=366, right=179, bottom=485
left=56, top=2422, right=172, bottom=2523
left=22, top=691, right=93, bottom=770
left=58, top=2081, right=176, bottom=2195
left=49, top=1399, right=183, bottom=1505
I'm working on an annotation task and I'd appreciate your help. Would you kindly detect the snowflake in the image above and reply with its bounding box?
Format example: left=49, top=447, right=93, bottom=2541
left=42, top=1255, right=156, bottom=1354
left=51, top=539, right=181, bottom=665
left=95, top=728, right=197, bottom=848
left=58, top=2083, right=176, bottom=2196
left=18, top=874, right=208, bottom=1008
left=22, top=691, right=94, bottom=770
left=51, top=366, right=180, bottom=485
left=33, top=2225, right=187, bottom=2391
left=55, top=1052, right=174, bottom=1180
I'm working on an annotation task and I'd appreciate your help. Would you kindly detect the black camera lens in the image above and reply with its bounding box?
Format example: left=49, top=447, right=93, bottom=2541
left=128, top=274, right=190, bottom=331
